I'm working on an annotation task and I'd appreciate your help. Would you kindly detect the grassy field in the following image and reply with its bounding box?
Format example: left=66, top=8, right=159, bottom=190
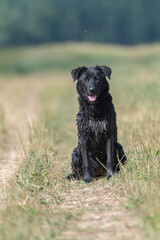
left=0, top=42, right=160, bottom=240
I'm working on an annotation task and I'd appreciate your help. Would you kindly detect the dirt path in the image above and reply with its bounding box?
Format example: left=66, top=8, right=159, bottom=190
left=0, top=76, right=43, bottom=191
left=59, top=183, right=144, bottom=240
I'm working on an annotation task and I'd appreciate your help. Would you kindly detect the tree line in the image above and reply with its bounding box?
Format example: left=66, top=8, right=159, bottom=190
left=0, top=0, right=160, bottom=47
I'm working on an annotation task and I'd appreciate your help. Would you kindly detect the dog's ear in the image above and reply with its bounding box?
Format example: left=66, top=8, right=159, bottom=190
left=71, top=66, right=87, bottom=82
left=95, top=65, right=112, bottom=80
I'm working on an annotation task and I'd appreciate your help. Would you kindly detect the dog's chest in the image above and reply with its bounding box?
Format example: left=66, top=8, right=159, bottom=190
left=88, top=119, right=109, bottom=138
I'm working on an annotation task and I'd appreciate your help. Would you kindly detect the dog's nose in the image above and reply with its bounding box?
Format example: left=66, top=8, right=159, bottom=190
left=89, top=87, right=95, bottom=94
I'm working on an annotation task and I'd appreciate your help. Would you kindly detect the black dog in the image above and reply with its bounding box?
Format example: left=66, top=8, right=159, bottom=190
left=66, top=65, right=126, bottom=182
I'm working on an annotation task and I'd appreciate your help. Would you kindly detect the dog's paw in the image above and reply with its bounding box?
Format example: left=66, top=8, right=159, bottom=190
left=83, top=174, right=92, bottom=183
left=106, top=174, right=112, bottom=180
left=66, top=173, right=77, bottom=181
left=106, top=171, right=114, bottom=180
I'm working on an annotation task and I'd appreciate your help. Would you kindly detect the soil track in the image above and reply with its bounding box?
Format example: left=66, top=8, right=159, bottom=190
left=60, top=184, right=144, bottom=240
left=0, top=76, right=43, bottom=190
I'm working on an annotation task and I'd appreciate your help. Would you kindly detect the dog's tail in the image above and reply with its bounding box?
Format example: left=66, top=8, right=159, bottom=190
left=116, top=142, right=127, bottom=171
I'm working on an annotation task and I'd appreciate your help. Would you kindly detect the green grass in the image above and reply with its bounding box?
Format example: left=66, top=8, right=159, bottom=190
left=0, top=42, right=160, bottom=74
left=0, top=42, right=160, bottom=239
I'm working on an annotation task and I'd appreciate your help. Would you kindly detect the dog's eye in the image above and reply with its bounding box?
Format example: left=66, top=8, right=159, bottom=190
left=85, top=77, right=89, bottom=81
left=94, top=77, right=98, bottom=81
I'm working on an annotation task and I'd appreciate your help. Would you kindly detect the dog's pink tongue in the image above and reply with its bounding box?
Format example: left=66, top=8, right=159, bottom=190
left=88, top=95, right=97, bottom=101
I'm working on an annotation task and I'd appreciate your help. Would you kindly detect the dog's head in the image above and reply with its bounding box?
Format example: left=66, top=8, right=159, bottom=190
left=71, top=65, right=112, bottom=103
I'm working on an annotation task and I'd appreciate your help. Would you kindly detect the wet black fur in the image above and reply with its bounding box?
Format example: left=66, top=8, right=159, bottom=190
left=66, top=65, right=126, bottom=182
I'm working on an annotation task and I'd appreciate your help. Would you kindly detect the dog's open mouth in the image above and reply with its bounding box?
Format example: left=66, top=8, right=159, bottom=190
left=88, top=95, right=97, bottom=102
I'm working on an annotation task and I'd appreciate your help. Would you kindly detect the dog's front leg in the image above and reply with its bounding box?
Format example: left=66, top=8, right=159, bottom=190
left=106, top=136, right=114, bottom=180
left=80, top=136, right=92, bottom=182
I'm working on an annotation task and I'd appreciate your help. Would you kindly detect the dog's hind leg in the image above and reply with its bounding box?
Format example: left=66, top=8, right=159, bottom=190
left=66, top=145, right=82, bottom=180
left=115, top=142, right=127, bottom=171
